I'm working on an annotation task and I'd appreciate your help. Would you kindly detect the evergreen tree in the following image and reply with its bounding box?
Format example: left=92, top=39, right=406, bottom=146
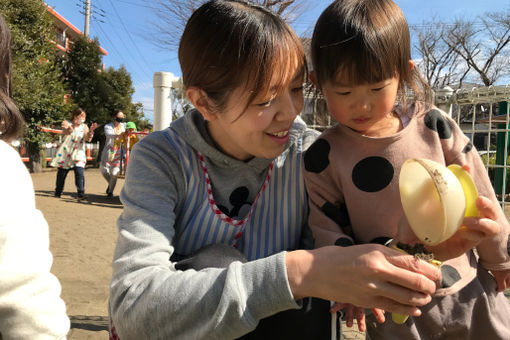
left=0, top=0, right=69, bottom=172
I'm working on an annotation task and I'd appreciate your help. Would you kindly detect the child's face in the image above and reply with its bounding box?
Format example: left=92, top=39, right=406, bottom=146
left=320, top=74, right=400, bottom=137
left=206, top=69, right=304, bottom=161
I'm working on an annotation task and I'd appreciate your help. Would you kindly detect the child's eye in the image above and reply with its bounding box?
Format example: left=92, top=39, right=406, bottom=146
left=336, top=91, right=350, bottom=96
left=372, top=84, right=388, bottom=92
left=292, top=85, right=304, bottom=93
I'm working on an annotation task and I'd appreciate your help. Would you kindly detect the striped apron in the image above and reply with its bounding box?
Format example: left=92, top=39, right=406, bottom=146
left=166, top=128, right=308, bottom=260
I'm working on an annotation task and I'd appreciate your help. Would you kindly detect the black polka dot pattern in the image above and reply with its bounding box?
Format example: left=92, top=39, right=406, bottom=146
left=321, top=202, right=350, bottom=227
left=335, top=238, right=354, bottom=247
left=352, top=157, right=394, bottom=192
left=441, top=265, right=461, bottom=288
left=304, top=139, right=330, bottom=173
left=370, top=237, right=392, bottom=246
left=462, top=141, right=473, bottom=153
left=424, top=109, right=453, bottom=139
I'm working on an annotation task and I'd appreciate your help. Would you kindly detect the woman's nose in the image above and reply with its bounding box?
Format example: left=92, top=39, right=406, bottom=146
left=276, top=91, right=301, bottom=121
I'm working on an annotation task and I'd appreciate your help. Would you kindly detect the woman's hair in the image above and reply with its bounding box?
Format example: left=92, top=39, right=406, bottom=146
left=0, top=14, right=24, bottom=142
left=311, top=0, right=432, bottom=105
left=111, top=109, right=123, bottom=118
left=178, top=0, right=306, bottom=112
left=71, top=107, right=86, bottom=120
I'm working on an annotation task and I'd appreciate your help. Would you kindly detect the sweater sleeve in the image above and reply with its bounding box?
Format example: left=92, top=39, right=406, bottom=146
left=0, top=142, right=70, bottom=339
left=109, top=132, right=299, bottom=340
left=302, top=135, right=355, bottom=248
left=442, top=114, right=510, bottom=271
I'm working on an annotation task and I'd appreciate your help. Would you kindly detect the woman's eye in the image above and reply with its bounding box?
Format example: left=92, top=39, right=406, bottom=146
left=257, top=99, right=274, bottom=107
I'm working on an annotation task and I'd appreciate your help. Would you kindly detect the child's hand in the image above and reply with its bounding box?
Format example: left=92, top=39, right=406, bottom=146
left=330, top=302, right=385, bottom=332
left=427, top=196, right=500, bottom=261
left=491, top=269, right=510, bottom=292
left=396, top=196, right=500, bottom=261
left=61, top=120, right=69, bottom=129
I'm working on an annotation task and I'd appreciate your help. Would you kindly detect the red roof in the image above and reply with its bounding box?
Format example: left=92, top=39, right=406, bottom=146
left=46, top=4, right=108, bottom=56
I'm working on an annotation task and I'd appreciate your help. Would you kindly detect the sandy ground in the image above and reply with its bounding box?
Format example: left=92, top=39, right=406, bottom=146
left=33, top=168, right=123, bottom=340
left=32, top=167, right=509, bottom=340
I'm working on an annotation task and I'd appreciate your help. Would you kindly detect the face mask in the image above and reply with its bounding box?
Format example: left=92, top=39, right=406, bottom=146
left=115, top=117, right=124, bottom=123
left=79, top=119, right=86, bottom=124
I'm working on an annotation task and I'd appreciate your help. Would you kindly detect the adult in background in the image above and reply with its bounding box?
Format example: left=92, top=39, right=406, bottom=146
left=101, top=109, right=125, bottom=197
left=0, top=13, right=70, bottom=338
left=51, top=107, right=97, bottom=201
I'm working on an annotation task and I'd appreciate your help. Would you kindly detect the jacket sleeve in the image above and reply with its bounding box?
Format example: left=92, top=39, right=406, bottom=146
left=0, top=143, right=70, bottom=339
left=302, top=136, right=355, bottom=248
left=442, top=113, right=510, bottom=271
left=109, top=132, right=299, bottom=340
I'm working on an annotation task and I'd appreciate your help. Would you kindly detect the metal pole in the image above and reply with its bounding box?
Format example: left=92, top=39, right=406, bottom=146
left=84, top=0, right=91, bottom=37
left=153, top=72, right=175, bottom=131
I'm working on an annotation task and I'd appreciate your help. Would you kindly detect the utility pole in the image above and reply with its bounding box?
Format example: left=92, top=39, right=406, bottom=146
left=84, top=0, right=91, bottom=36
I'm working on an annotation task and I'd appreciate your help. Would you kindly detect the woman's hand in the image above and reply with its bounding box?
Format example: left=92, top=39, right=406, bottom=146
left=396, top=196, right=500, bottom=261
left=286, top=244, right=440, bottom=317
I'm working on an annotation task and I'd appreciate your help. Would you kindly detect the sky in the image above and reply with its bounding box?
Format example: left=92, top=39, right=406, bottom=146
left=43, top=0, right=509, bottom=122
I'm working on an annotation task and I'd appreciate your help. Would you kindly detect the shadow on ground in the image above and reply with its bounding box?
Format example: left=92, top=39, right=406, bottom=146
left=35, top=190, right=123, bottom=208
left=70, top=315, right=109, bottom=332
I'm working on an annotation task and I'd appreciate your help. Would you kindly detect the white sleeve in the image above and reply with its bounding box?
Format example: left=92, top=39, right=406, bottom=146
left=0, top=141, right=70, bottom=339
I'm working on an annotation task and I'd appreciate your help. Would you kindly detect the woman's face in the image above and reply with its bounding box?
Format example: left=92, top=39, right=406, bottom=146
left=114, top=111, right=125, bottom=123
left=73, top=112, right=86, bottom=124
left=205, top=68, right=304, bottom=161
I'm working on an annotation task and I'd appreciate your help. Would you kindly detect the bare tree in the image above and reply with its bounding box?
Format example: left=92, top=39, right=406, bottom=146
left=147, top=0, right=306, bottom=52
left=413, top=9, right=510, bottom=89
left=443, top=11, right=510, bottom=86
left=413, top=22, right=470, bottom=89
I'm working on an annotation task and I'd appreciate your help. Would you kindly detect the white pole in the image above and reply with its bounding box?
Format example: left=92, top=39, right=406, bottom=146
left=153, top=72, right=174, bottom=131
left=84, top=0, right=90, bottom=37
left=435, top=86, right=454, bottom=117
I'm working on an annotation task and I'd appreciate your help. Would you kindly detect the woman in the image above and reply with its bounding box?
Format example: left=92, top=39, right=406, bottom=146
left=51, top=107, right=97, bottom=200
left=101, top=109, right=126, bottom=197
left=109, top=1, right=501, bottom=339
left=0, top=13, right=70, bottom=338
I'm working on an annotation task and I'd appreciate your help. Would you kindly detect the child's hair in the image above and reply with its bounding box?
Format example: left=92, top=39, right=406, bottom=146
left=71, top=107, right=86, bottom=120
left=178, top=0, right=306, bottom=112
left=0, top=14, right=24, bottom=142
left=311, top=0, right=432, bottom=105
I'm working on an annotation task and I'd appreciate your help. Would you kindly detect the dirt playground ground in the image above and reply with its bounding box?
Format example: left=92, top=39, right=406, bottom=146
left=32, top=167, right=510, bottom=340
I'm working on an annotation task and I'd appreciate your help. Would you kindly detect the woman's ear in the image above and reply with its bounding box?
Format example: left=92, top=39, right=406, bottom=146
left=186, top=87, right=217, bottom=121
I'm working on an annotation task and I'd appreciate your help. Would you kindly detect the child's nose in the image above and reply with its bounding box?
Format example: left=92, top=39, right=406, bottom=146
left=356, top=98, right=371, bottom=112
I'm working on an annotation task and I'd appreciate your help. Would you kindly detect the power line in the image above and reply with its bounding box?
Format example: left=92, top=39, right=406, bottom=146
left=94, top=21, right=148, bottom=82
left=106, top=0, right=154, bottom=75
left=92, top=2, right=152, bottom=80
left=111, top=0, right=158, bottom=10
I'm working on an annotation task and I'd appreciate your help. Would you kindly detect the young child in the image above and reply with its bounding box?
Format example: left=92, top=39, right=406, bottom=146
left=123, top=121, right=139, bottom=151
left=303, top=0, right=510, bottom=338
